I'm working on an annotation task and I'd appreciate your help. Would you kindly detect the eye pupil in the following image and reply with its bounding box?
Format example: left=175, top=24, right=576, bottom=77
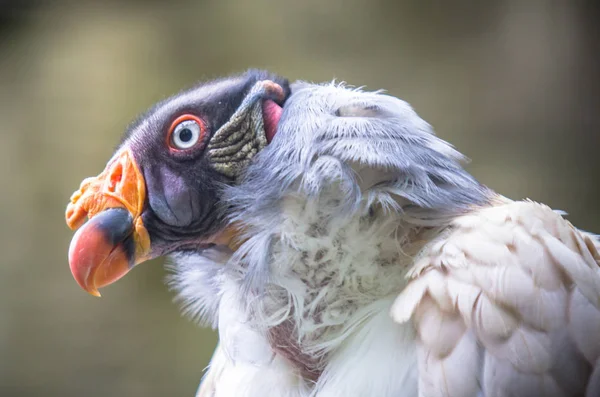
left=179, top=128, right=193, bottom=142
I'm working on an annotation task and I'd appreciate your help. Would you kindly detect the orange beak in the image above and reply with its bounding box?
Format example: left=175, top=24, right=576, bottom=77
left=65, top=148, right=151, bottom=296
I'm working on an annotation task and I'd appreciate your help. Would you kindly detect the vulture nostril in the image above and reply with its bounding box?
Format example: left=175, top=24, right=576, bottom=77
left=108, top=163, right=123, bottom=192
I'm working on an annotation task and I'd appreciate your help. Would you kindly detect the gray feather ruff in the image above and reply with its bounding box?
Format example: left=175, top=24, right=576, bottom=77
left=223, top=81, right=493, bottom=291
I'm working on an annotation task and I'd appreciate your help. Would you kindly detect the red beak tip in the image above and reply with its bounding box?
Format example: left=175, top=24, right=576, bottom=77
left=67, top=208, right=135, bottom=296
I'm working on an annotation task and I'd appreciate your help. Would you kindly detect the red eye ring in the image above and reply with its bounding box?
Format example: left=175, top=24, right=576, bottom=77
left=167, top=114, right=206, bottom=152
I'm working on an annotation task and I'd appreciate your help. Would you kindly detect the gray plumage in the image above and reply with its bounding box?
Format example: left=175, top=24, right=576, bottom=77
left=224, top=81, right=493, bottom=292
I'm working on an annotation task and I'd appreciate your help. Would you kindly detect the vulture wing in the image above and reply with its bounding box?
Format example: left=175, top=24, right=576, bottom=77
left=392, top=200, right=600, bottom=397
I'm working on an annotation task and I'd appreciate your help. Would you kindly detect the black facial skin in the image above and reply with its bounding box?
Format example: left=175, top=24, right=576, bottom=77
left=121, top=69, right=291, bottom=257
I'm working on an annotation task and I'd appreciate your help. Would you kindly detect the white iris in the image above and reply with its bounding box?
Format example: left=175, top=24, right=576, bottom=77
left=172, top=120, right=201, bottom=149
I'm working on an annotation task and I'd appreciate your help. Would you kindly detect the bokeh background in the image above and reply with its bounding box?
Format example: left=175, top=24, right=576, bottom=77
left=1, top=0, right=599, bottom=396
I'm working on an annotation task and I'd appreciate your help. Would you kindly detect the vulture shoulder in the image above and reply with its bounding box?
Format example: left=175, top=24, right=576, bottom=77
left=392, top=200, right=600, bottom=397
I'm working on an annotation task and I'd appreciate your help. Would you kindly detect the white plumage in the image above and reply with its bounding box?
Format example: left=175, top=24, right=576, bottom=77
left=167, top=81, right=600, bottom=397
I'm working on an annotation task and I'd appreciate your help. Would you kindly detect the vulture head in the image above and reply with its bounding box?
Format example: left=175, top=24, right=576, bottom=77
left=66, top=70, right=290, bottom=296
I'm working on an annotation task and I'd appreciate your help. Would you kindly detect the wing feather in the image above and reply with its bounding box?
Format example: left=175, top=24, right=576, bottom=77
left=392, top=200, right=600, bottom=397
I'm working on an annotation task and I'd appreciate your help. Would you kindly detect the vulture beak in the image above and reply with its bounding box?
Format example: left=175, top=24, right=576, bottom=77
left=65, top=148, right=150, bottom=296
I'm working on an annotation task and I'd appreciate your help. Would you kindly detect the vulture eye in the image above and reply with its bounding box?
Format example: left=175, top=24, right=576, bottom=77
left=168, top=115, right=205, bottom=151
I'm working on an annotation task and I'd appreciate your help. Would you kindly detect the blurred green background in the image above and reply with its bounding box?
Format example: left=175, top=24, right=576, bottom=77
left=1, top=0, right=599, bottom=396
